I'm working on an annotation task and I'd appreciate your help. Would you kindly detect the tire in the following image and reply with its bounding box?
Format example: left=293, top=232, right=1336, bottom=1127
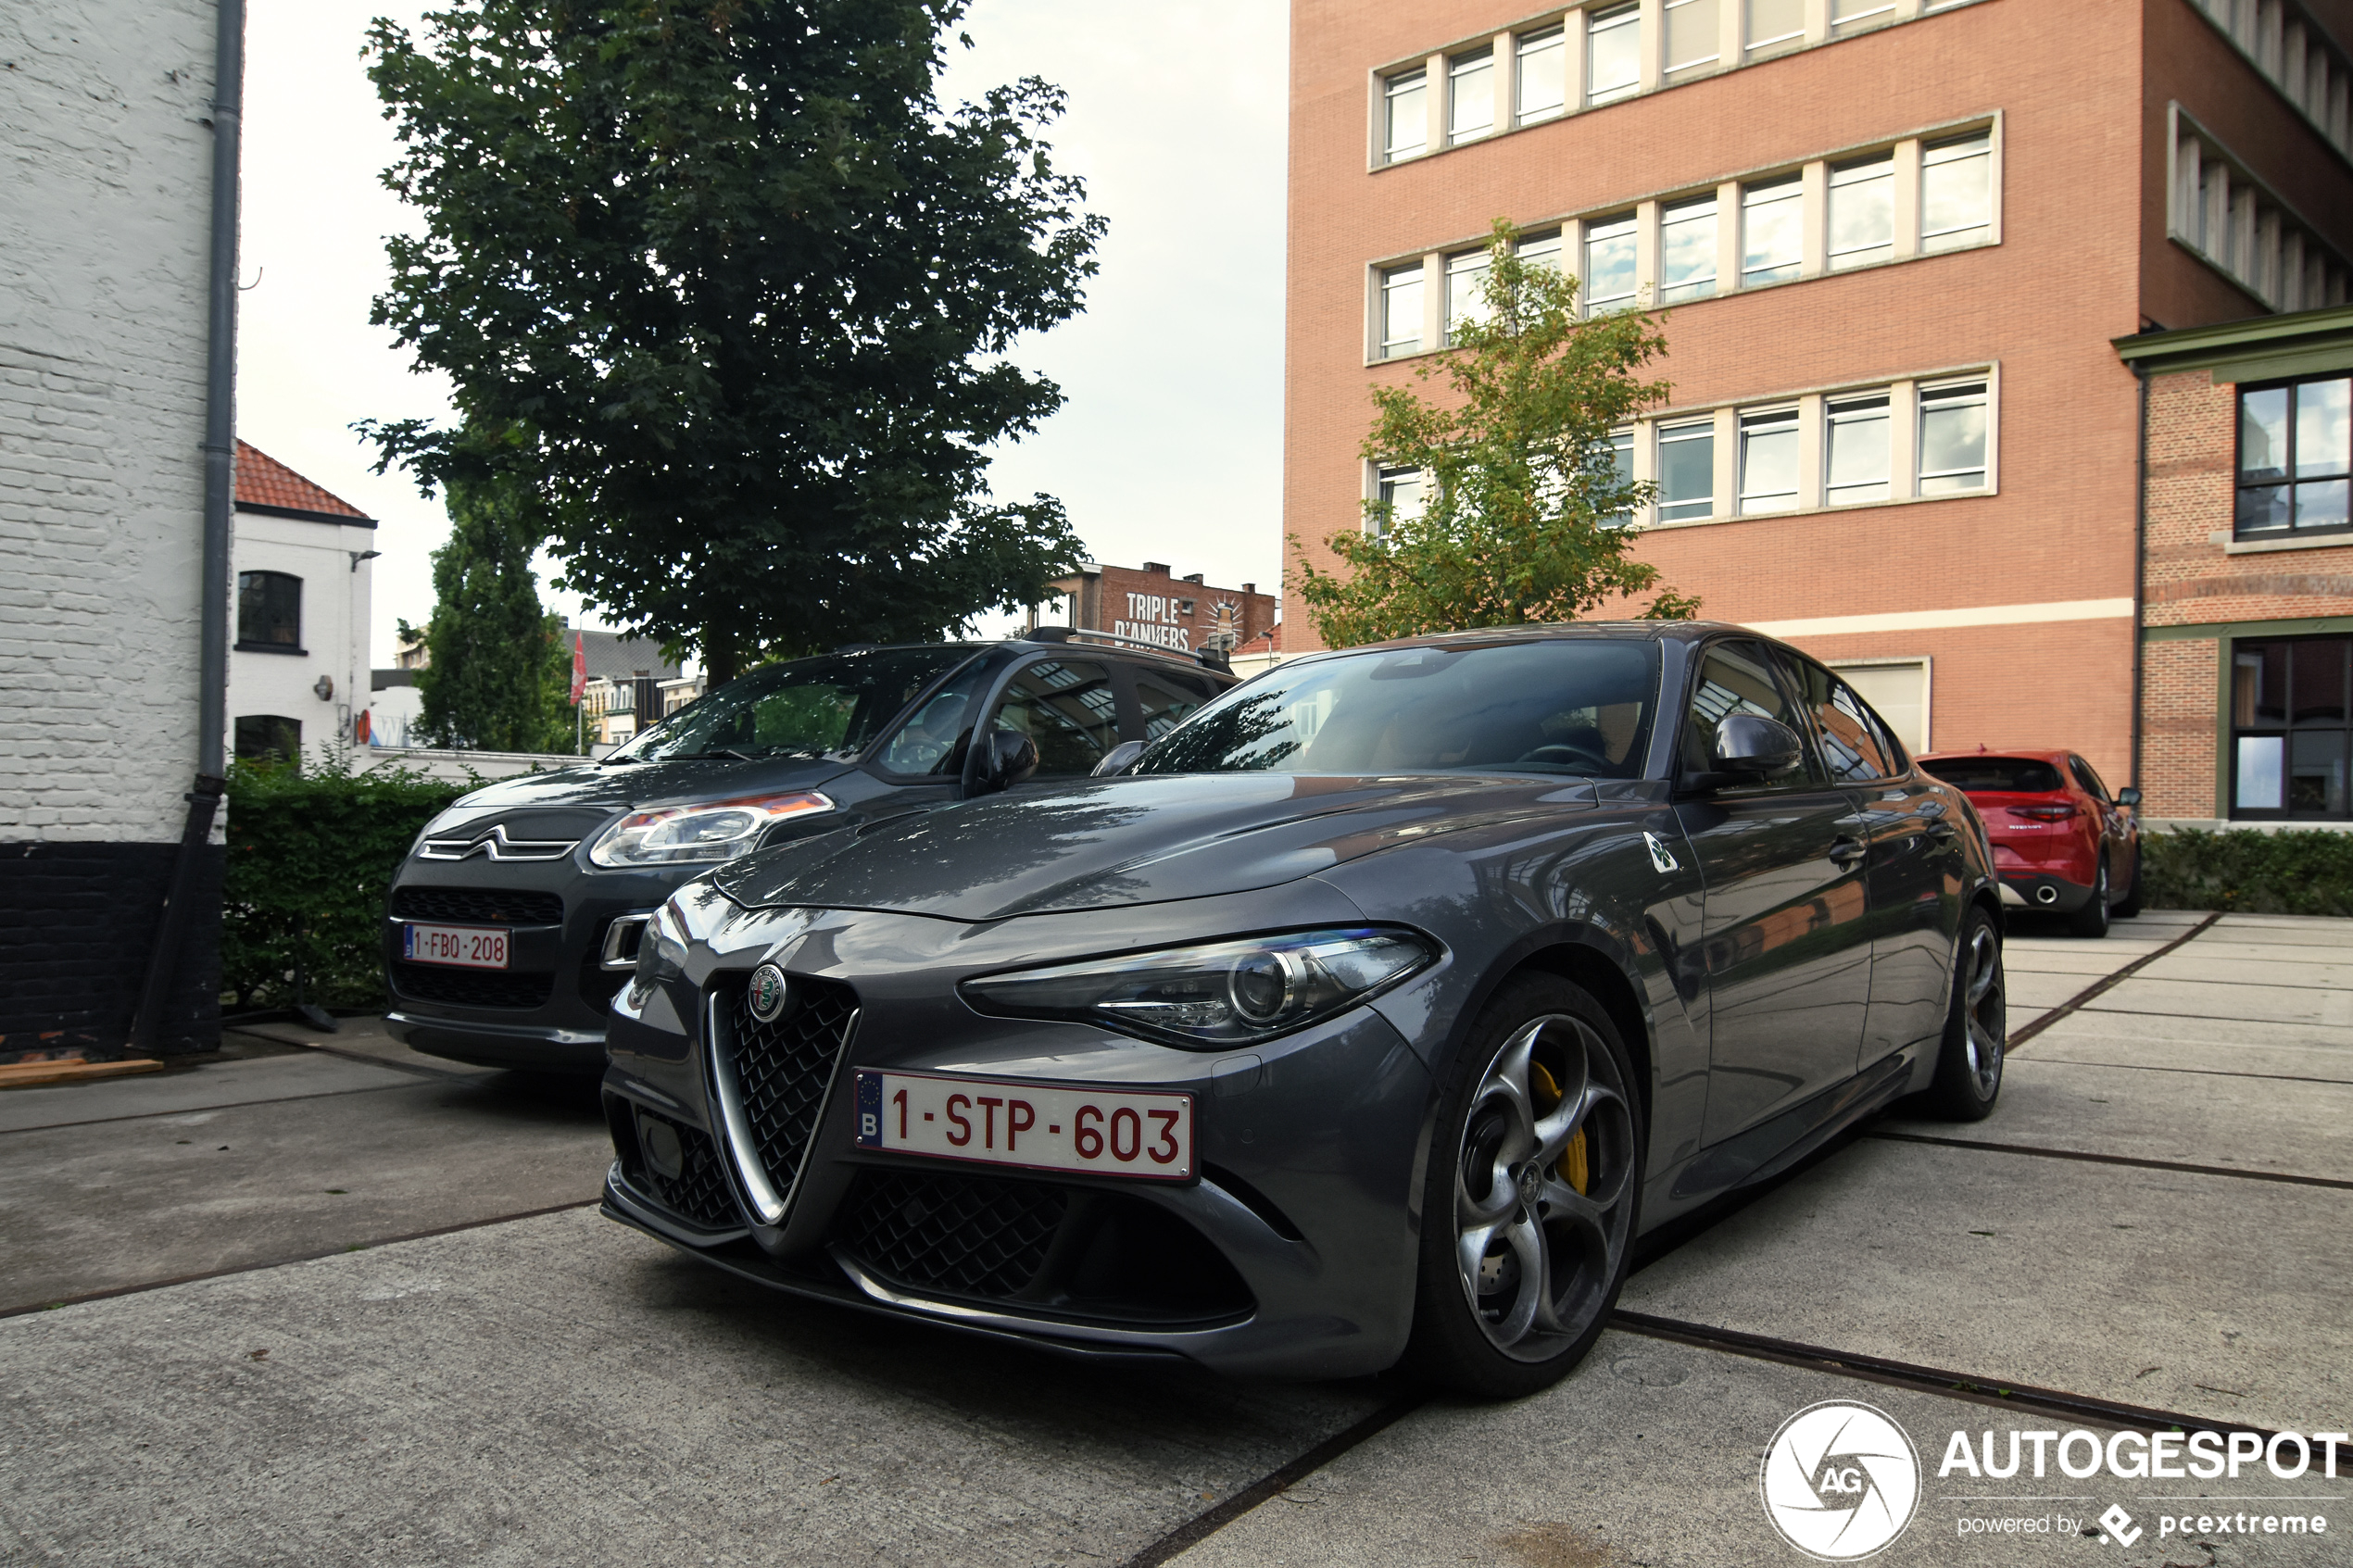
left=2068, top=856, right=2111, bottom=938
left=1921, top=908, right=2006, bottom=1121
left=2111, top=847, right=2144, bottom=918
left=1404, top=973, right=1642, bottom=1399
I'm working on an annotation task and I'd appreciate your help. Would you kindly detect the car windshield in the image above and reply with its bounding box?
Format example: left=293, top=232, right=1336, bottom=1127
left=609, top=646, right=983, bottom=763
left=1133, top=639, right=1659, bottom=778
left=1919, top=757, right=2064, bottom=794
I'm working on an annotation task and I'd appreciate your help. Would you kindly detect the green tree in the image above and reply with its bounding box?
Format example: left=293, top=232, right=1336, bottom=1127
left=406, top=482, right=580, bottom=753
left=360, top=0, right=1104, bottom=683
left=1293, top=220, right=1701, bottom=649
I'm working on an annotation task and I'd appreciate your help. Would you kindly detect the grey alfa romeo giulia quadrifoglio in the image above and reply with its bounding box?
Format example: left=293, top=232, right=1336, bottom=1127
left=599, top=621, right=2007, bottom=1396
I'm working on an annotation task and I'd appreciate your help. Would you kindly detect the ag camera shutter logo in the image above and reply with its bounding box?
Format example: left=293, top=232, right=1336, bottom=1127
left=1760, top=1400, right=1922, bottom=1560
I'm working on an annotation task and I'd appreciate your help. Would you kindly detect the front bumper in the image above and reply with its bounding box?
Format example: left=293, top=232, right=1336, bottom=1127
left=386, top=1010, right=609, bottom=1073
left=598, top=891, right=1437, bottom=1379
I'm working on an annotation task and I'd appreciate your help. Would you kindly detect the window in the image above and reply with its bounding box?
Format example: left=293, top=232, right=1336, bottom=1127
left=2233, top=636, right=2353, bottom=819
left=1444, top=249, right=1491, bottom=343
left=1448, top=46, right=1494, bottom=144
left=1825, top=393, right=1891, bottom=505
left=1583, top=212, right=1639, bottom=315
left=1831, top=0, right=1896, bottom=31
left=1374, top=465, right=1426, bottom=538
left=2173, top=114, right=2353, bottom=312
left=1834, top=660, right=1928, bottom=754
left=2184, top=0, right=2353, bottom=161
left=1742, top=176, right=1805, bottom=285
left=1588, top=4, right=1642, bottom=105
left=1380, top=264, right=1424, bottom=358
left=1828, top=154, right=1894, bottom=270
left=1383, top=69, right=1428, bottom=163
left=1660, top=195, right=1718, bottom=302
left=1920, top=131, right=1993, bottom=253
left=1604, top=429, right=1637, bottom=526
left=1682, top=641, right=1814, bottom=788
left=1657, top=420, right=1716, bottom=521
left=1788, top=662, right=1896, bottom=782
left=1746, top=0, right=1805, bottom=53
left=2237, top=376, right=2351, bottom=536
left=987, top=659, right=1120, bottom=778
left=1519, top=228, right=1565, bottom=274
left=236, top=571, right=302, bottom=649
left=1738, top=407, right=1801, bottom=514
left=1666, top=0, right=1721, bottom=75
left=1918, top=381, right=1989, bottom=494
left=1516, top=26, right=1567, bottom=123
left=2069, top=754, right=2112, bottom=803
left=1136, top=675, right=1211, bottom=743
left=233, top=715, right=301, bottom=763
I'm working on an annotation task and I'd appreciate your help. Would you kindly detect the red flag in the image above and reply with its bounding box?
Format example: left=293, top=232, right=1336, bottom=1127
left=570, top=632, right=586, bottom=702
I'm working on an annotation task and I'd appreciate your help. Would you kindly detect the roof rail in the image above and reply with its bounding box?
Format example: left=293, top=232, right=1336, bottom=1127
left=1026, top=624, right=1231, bottom=673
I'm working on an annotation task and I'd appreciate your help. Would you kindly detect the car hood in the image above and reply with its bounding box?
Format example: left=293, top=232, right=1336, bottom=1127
left=709, top=773, right=1598, bottom=921
left=431, top=756, right=859, bottom=819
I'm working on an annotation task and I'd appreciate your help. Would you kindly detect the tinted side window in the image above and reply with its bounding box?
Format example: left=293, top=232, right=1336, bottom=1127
left=2070, top=755, right=2110, bottom=802
left=1135, top=673, right=1214, bottom=742
left=988, top=659, right=1120, bottom=776
left=1683, top=640, right=1814, bottom=788
left=1786, top=659, right=1895, bottom=783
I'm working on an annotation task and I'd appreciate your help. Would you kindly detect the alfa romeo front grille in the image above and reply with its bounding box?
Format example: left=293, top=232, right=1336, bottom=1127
left=391, top=886, right=564, bottom=926
left=835, top=1171, right=1066, bottom=1299
left=389, top=961, right=553, bottom=1010
left=711, top=974, right=859, bottom=1222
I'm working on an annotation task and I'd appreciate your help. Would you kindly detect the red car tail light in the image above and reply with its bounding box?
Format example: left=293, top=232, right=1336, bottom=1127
left=2011, top=803, right=2079, bottom=822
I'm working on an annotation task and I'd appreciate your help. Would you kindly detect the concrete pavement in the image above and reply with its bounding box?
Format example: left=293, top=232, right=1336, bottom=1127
left=5, top=911, right=2349, bottom=1566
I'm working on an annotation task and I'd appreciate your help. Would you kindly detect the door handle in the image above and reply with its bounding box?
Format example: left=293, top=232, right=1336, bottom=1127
left=1925, top=818, right=1959, bottom=839
left=1829, top=836, right=1867, bottom=867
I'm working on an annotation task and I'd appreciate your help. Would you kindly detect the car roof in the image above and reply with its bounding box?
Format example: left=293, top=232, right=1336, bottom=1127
left=1918, top=748, right=2075, bottom=763
left=1283, top=619, right=1755, bottom=661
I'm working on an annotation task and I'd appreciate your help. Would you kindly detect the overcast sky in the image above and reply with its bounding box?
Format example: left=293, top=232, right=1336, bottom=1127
left=237, top=1, right=1290, bottom=668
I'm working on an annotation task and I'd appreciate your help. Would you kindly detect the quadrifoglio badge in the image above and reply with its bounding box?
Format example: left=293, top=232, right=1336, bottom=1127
left=1760, top=1404, right=2347, bottom=1559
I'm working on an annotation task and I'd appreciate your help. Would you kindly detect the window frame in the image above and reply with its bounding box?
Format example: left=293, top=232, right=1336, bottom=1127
left=235, top=570, right=305, bottom=653
left=1583, top=210, right=1641, bottom=315
left=1381, top=67, right=1428, bottom=165
left=2229, top=633, right=2353, bottom=820
left=1587, top=2, right=1643, bottom=107
left=1827, top=152, right=1896, bottom=271
left=1919, top=130, right=1995, bottom=254
left=1825, top=393, right=1894, bottom=507
left=1656, top=419, right=1718, bottom=522
left=1737, top=405, right=1803, bottom=515
left=1917, top=378, right=1992, bottom=496
left=1378, top=263, right=1425, bottom=359
left=1447, top=45, right=1496, bottom=144
left=2233, top=373, right=2353, bottom=540
left=1741, top=175, right=1806, bottom=287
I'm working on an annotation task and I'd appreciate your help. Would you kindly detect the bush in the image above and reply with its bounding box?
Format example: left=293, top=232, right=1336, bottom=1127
left=220, top=751, right=472, bottom=1010
left=2139, top=827, right=2353, bottom=917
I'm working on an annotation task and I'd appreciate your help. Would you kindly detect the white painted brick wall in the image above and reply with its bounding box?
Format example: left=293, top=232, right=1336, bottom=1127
left=0, top=0, right=222, bottom=842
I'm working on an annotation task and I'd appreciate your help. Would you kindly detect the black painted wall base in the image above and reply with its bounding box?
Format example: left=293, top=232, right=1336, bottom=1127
left=1, top=841, right=223, bottom=1057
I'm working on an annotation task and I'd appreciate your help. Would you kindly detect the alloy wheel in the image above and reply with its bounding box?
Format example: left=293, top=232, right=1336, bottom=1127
left=1959, top=922, right=2006, bottom=1098
left=1452, top=1013, right=1636, bottom=1361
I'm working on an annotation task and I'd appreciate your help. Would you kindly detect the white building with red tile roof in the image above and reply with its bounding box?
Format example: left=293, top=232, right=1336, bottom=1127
left=228, top=441, right=378, bottom=761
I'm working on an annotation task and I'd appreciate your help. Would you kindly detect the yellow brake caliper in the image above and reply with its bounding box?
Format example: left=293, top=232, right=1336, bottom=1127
left=1528, top=1060, right=1589, bottom=1196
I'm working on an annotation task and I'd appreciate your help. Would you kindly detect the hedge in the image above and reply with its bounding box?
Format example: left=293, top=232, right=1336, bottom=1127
left=220, top=753, right=472, bottom=1010
left=2139, top=827, right=2353, bottom=918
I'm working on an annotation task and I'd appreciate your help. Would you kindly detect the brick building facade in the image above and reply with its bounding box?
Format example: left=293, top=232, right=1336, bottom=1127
left=1, top=0, right=235, bottom=1054
left=1286, top=0, right=2353, bottom=782
left=2120, top=304, right=2353, bottom=822
left=1029, top=561, right=1282, bottom=661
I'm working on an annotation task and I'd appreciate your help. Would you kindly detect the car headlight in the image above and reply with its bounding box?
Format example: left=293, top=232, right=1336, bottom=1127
left=587, top=792, right=834, bottom=868
left=960, top=927, right=1438, bottom=1049
left=625, top=897, right=693, bottom=1009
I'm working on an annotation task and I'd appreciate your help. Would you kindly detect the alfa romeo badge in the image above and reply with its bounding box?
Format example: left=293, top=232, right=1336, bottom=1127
left=748, top=963, right=790, bottom=1022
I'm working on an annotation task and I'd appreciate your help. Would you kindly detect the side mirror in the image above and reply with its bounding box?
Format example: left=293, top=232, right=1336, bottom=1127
left=969, top=729, right=1038, bottom=797
left=2116, top=785, right=2143, bottom=809
left=1092, top=739, right=1145, bottom=778
left=1713, top=714, right=1804, bottom=778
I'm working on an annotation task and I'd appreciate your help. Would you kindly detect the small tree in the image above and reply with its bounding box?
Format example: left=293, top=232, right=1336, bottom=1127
left=408, top=482, right=579, bottom=753
left=1293, top=220, right=1700, bottom=648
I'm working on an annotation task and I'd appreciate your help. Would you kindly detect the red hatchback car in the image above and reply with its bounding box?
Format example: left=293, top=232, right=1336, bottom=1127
left=1917, top=749, right=2144, bottom=936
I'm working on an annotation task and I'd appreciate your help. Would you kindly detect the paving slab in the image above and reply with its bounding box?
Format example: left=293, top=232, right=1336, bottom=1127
left=2143, top=953, right=2353, bottom=989
left=2171, top=939, right=2353, bottom=968
left=0, top=1050, right=424, bottom=1134
left=1169, top=1329, right=2350, bottom=1568
left=2018, top=1016, right=2353, bottom=1084
left=2086, top=978, right=2353, bottom=1028
left=2209, top=918, right=2353, bottom=947
left=226, top=1016, right=500, bottom=1083
left=2006, top=971, right=2110, bottom=1012
left=1879, top=1058, right=2353, bottom=1183
left=0, top=1071, right=611, bottom=1312
left=2000, top=947, right=2160, bottom=976
left=1620, top=1138, right=2352, bottom=1436
left=0, top=1208, right=1389, bottom=1568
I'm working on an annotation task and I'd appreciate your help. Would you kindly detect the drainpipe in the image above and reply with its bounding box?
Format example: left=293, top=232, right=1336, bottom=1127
left=2127, top=360, right=2149, bottom=800
left=130, top=0, right=243, bottom=1056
